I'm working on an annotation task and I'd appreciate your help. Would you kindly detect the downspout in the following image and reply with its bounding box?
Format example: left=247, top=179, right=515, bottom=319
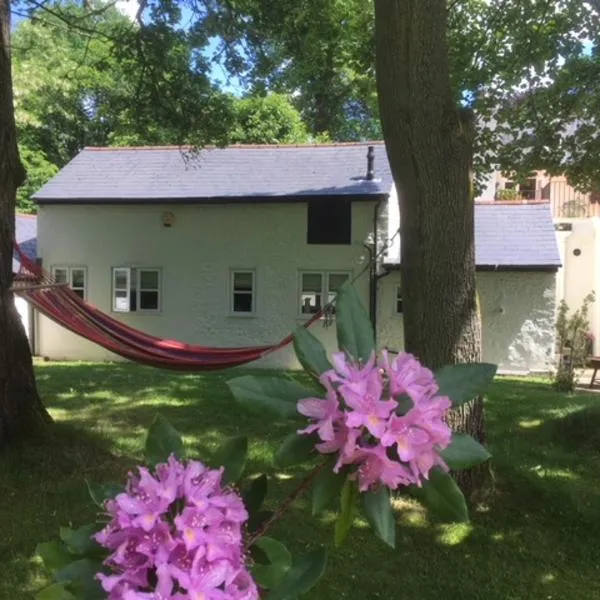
left=368, top=198, right=388, bottom=343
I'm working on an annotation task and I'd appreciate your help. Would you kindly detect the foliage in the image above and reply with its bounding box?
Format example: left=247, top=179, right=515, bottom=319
left=35, top=285, right=494, bottom=598
left=16, top=146, right=58, bottom=213
left=554, top=292, right=595, bottom=392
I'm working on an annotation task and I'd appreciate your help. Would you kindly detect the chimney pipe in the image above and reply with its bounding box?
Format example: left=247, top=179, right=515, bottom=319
left=366, top=145, right=375, bottom=181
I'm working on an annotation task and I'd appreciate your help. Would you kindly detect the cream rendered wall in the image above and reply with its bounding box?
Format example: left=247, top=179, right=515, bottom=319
left=377, top=270, right=557, bottom=373
left=555, top=218, right=600, bottom=354
left=37, top=201, right=378, bottom=369
left=15, top=296, right=30, bottom=341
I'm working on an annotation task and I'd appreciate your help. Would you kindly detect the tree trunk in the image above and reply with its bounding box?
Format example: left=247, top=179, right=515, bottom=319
left=0, top=0, right=51, bottom=446
left=374, top=0, right=485, bottom=493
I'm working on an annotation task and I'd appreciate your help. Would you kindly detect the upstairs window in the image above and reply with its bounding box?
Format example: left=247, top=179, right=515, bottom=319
left=231, top=270, right=256, bottom=315
left=112, top=267, right=160, bottom=313
left=52, top=266, right=87, bottom=299
left=299, top=271, right=350, bottom=316
left=307, top=198, right=352, bottom=244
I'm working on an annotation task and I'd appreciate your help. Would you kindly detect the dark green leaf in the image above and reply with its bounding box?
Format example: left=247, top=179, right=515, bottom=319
left=227, top=376, right=314, bottom=418
left=293, top=327, right=332, bottom=377
left=334, top=478, right=357, bottom=546
left=248, top=510, right=273, bottom=534
left=35, top=583, right=77, bottom=600
left=55, top=559, right=105, bottom=599
left=335, top=282, right=374, bottom=364
left=59, top=524, right=103, bottom=557
left=267, top=548, right=328, bottom=600
left=440, top=433, right=492, bottom=470
left=434, top=363, right=497, bottom=407
left=242, top=474, right=268, bottom=516
left=251, top=536, right=293, bottom=589
left=86, top=481, right=124, bottom=508
left=215, top=436, right=248, bottom=485
left=395, top=394, right=413, bottom=416
left=35, top=540, right=76, bottom=572
left=144, top=414, right=185, bottom=466
left=274, top=432, right=318, bottom=468
left=410, top=467, right=469, bottom=523
left=362, top=486, right=396, bottom=548
left=311, top=461, right=347, bottom=516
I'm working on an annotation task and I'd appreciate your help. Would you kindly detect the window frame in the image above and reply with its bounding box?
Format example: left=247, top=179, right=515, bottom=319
left=298, top=270, right=351, bottom=318
left=51, top=265, right=88, bottom=300
left=394, top=283, right=403, bottom=316
left=230, top=269, right=256, bottom=316
left=111, top=266, right=161, bottom=314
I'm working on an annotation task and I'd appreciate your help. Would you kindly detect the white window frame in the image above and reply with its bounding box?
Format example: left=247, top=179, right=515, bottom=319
left=52, top=265, right=87, bottom=300
left=111, top=267, right=161, bottom=314
left=230, top=269, right=256, bottom=316
left=298, top=270, right=351, bottom=318
left=394, top=283, right=403, bottom=316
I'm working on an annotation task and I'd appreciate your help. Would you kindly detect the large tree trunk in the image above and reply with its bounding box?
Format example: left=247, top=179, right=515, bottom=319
left=374, top=0, right=484, bottom=493
left=0, top=0, right=51, bottom=445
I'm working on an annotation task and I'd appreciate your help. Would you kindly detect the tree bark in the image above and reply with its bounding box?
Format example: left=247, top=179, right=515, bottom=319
left=374, top=0, right=484, bottom=493
left=0, top=0, right=51, bottom=445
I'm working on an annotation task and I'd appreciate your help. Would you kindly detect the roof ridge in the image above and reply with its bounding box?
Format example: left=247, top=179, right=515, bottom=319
left=83, top=141, right=386, bottom=152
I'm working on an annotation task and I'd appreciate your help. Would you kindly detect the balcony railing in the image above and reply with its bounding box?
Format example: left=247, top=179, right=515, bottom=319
left=494, top=180, right=600, bottom=219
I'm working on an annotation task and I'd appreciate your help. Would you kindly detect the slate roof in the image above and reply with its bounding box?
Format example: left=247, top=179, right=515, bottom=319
left=34, top=143, right=393, bottom=203
left=385, top=202, right=561, bottom=270
left=14, top=214, right=37, bottom=275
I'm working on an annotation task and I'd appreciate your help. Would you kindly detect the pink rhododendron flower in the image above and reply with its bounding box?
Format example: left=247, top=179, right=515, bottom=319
left=95, top=456, right=259, bottom=600
left=296, top=350, right=453, bottom=492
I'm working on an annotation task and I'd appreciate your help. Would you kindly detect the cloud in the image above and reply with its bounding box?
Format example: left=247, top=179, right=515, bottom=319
left=115, top=0, right=139, bottom=21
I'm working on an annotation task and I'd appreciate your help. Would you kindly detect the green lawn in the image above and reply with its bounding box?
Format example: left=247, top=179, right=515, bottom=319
left=2, top=363, right=600, bottom=599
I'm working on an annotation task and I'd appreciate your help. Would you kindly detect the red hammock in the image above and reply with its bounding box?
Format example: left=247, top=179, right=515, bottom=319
left=12, top=245, right=323, bottom=371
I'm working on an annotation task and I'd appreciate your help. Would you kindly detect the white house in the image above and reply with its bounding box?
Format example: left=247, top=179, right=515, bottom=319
left=30, top=143, right=561, bottom=373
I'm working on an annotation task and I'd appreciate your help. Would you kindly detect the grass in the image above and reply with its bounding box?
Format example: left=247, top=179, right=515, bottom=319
left=2, top=363, right=600, bottom=599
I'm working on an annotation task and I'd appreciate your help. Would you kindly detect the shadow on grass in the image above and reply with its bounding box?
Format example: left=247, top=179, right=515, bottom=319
left=2, top=365, right=600, bottom=600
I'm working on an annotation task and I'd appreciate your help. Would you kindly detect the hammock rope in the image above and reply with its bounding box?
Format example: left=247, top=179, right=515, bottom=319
left=12, top=228, right=398, bottom=371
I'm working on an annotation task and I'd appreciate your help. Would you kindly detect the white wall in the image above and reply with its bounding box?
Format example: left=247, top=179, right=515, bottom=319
left=15, top=296, right=30, bottom=342
left=555, top=218, right=600, bottom=353
left=377, top=270, right=557, bottom=373
left=37, top=201, right=378, bottom=369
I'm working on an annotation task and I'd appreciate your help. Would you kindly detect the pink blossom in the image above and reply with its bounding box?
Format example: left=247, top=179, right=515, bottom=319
left=355, top=445, right=415, bottom=491
left=297, top=376, right=342, bottom=441
left=381, top=351, right=439, bottom=401
left=94, top=455, right=258, bottom=600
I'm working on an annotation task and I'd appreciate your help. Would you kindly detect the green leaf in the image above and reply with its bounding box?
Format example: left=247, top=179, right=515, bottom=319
left=248, top=510, right=273, bottom=534
left=35, top=583, right=77, bottom=600
left=410, top=467, right=469, bottom=523
left=311, top=461, right=347, bottom=516
left=335, top=282, right=374, bottom=364
left=267, top=548, right=328, bottom=600
left=227, top=376, right=314, bottom=418
left=434, top=363, right=497, bottom=407
left=242, top=474, right=268, bottom=516
left=274, top=432, right=318, bottom=468
left=362, top=486, right=396, bottom=548
left=144, top=414, right=185, bottom=466
left=59, top=524, right=103, bottom=557
left=86, top=481, right=124, bottom=508
left=55, top=558, right=105, bottom=599
left=293, top=327, right=332, bottom=377
left=215, top=436, right=248, bottom=485
left=334, top=478, right=357, bottom=546
left=251, top=536, right=293, bottom=589
left=35, top=540, right=76, bottom=572
left=440, top=433, right=492, bottom=470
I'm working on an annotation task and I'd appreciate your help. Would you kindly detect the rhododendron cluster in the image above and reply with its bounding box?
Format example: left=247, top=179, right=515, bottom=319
left=298, top=351, right=453, bottom=491
left=94, top=456, right=259, bottom=600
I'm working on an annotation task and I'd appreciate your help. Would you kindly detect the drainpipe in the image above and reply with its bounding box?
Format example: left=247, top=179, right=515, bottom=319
left=368, top=198, right=389, bottom=343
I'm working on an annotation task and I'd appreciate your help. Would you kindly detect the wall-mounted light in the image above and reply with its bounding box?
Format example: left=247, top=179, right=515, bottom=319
left=162, top=211, right=175, bottom=228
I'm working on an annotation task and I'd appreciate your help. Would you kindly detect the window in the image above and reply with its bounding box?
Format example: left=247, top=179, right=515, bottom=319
left=112, top=267, right=160, bottom=312
left=231, top=270, right=255, bottom=315
left=307, top=198, right=351, bottom=244
left=395, top=284, right=403, bottom=315
left=299, top=271, right=350, bottom=316
left=52, top=266, right=87, bottom=299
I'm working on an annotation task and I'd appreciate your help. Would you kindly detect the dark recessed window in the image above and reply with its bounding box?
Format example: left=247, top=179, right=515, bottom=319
left=307, top=198, right=352, bottom=245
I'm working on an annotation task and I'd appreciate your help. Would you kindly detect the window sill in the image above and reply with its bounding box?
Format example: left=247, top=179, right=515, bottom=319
left=111, top=310, right=162, bottom=316
left=228, top=313, right=257, bottom=319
